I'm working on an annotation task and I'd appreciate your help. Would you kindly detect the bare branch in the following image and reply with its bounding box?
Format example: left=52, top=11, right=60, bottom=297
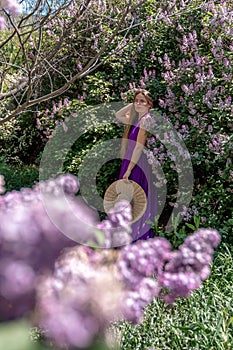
left=0, top=0, right=205, bottom=125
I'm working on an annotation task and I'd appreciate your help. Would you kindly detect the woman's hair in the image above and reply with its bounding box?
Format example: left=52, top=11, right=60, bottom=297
left=134, top=88, right=154, bottom=109
left=120, top=89, right=153, bottom=158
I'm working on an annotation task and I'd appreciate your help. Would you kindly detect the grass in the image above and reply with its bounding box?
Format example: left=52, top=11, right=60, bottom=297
left=112, top=244, right=233, bottom=350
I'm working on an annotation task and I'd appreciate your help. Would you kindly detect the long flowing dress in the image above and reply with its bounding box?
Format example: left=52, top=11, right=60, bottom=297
left=119, top=116, right=157, bottom=241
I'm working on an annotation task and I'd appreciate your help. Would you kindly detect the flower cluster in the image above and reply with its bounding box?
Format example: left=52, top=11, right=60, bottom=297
left=35, top=227, right=221, bottom=347
left=150, top=2, right=233, bottom=227
left=0, top=173, right=137, bottom=322
left=117, top=228, right=220, bottom=322
left=158, top=228, right=221, bottom=303
left=117, top=238, right=172, bottom=323
left=0, top=174, right=98, bottom=321
left=36, top=98, right=72, bottom=139
left=96, top=199, right=132, bottom=248
left=36, top=246, right=124, bottom=349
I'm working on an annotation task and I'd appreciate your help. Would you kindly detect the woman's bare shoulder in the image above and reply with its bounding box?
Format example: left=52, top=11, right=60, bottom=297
left=140, top=113, right=154, bottom=129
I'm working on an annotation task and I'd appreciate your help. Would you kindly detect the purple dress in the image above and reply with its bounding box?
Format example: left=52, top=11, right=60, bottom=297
left=119, top=116, right=157, bottom=241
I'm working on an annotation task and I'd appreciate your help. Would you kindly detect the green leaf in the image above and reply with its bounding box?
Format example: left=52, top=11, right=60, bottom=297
left=0, top=320, right=36, bottom=350
left=227, top=317, right=233, bottom=328
left=194, top=215, right=201, bottom=228
left=186, top=223, right=196, bottom=230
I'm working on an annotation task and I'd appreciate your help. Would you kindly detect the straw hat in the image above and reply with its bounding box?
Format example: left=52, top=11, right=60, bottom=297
left=103, top=179, right=147, bottom=223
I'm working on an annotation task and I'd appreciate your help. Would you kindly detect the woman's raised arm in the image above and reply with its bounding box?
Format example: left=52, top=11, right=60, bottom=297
left=115, top=103, right=133, bottom=124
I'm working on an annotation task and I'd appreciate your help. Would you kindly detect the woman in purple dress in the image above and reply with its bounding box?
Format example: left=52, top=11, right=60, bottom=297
left=115, top=89, right=157, bottom=241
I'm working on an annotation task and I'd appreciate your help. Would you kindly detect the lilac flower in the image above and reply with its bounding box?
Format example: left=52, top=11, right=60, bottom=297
left=129, top=81, right=136, bottom=90
left=143, top=68, right=148, bottom=81
left=36, top=246, right=124, bottom=349
left=158, top=56, right=163, bottom=64
left=96, top=200, right=132, bottom=248
left=181, top=84, right=190, bottom=94
left=63, top=97, right=71, bottom=107
left=77, top=62, right=83, bottom=70
left=118, top=238, right=171, bottom=286
left=0, top=174, right=99, bottom=321
left=158, top=228, right=221, bottom=303
left=161, top=71, right=175, bottom=85
left=117, top=228, right=220, bottom=322
left=131, top=60, right=136, bottom=69
left=93, top=37, right=98, bottom=50
left=151, top=50, right=155, bottom=59
left=124, top=277, right=159, bottom=323
left=158, top=98, right=165, bottom=108
left=177, top=23, right=184, bottom=32
left=117, top=238, right=172, bottom=322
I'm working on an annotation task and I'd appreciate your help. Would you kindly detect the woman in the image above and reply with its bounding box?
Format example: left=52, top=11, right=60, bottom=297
left=115, top=89, right=157, bottom=241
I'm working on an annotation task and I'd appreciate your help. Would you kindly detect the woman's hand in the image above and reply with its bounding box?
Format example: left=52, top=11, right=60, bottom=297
left=115, top=103, right=134, bottom=124
left=123, top=169, right=131, bottom=182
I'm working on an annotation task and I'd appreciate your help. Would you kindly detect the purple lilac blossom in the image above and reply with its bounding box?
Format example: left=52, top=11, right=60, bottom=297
left=36, top=246, right=124, bottom=349
left=158, top=228, right=221, bottom=303
left=0, top=0, right=22, bottom=14
left=34, top=229, right=220, bottom=347
left=117, top=238, right=172, bottom=323
left=96, top=200, right=132, bottom=248
left=0, top=174, right=98, bottom=321
left=0, top=0, right=22, bottom=30
left=117, top=229, right=220, bottom=322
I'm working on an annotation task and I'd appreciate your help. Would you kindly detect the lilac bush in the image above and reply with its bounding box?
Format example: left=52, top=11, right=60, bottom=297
left=114, top=0, right=233, bottom=233
left=32, top=0, right=232, bottom=237
left=151, top=1, right=233, bottom=230
left=0, top=172, right=131, bottom=321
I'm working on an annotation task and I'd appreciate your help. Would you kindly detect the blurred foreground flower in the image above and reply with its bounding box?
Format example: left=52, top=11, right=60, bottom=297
left=0, top=173, right=133, bottom=324
left=35, top=246, right=123, bottom=349
left=0, top=174, right=98, bottom=321
left=96, top=199, right=132, bottom=248
left=117, top=237, right=171, bottom=323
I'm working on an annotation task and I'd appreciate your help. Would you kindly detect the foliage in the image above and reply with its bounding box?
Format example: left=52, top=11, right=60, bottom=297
left=149, top=214, right=201, bottom=249
left=0, top=112, right=44, bottom=166
left=89, top=0, right=233, bottom=239
left=0, top=158, right=39, bottom=191
left=36, top=98, right=123, bottom=213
